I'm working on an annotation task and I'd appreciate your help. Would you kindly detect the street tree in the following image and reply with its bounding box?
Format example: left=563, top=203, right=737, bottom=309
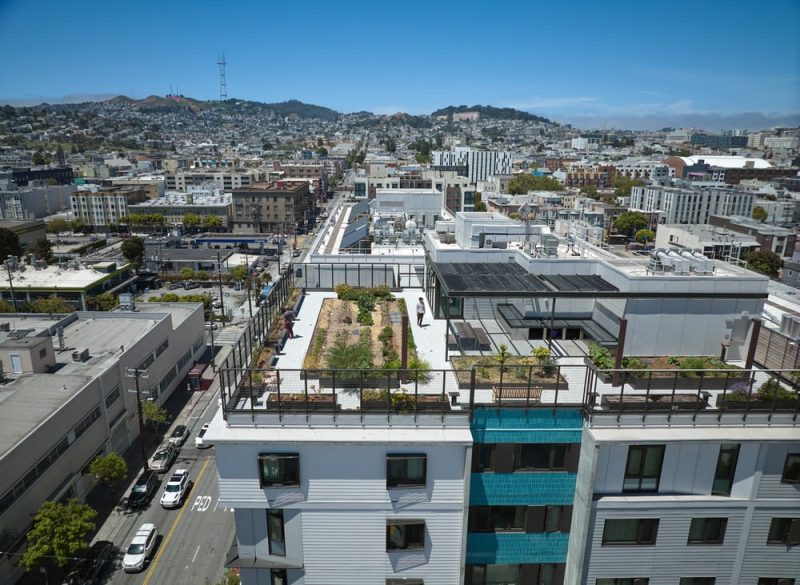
left=180, top=267, right=195, bottom=280
left=612, top=211, right=649, bottom=237
left=229, top=265, right=248, bottom=281
left=88, top=452, right=128, bottom=497
left=508, top=174, right=564, bottom=194
left=20, top=499, right=97, bottom=570
left=613, top=176, right=645, bottom=197
left=121, top=236, right=145, bottom=270
left=28, top=297, right=75, bottom=314
left=0, top=228, right=22, bottom=262
left=751, top=206, right=768, bottom=221
left=744, top=250, right=783, bottom=276
left=183, top=213, right=202, bottom=232
left=635, top=228, right=656, bottom=245
left=86, top=292, right=118, bottom=311
left=0, top=300, right=15, bottom=312
left=202, top=215, right=223, bottom=231
left=46, top=218, right=72, bottom=233
left=28, top=238, right=53, bottom=263
left=142, top=400, right=169, bottom=440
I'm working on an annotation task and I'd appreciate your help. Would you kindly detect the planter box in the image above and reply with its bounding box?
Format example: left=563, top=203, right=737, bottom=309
left=304, top=370, right=399, bottom=390
left=625, top=374, right=750, bottom=391
left=715, top=396, right=799, bottom=411
left=583, top=356, right=614, bottom=384
left=360, top=397, right=450, bottom=413
left=266, top=393, right=336, bottom=412
left=455, top=370, right=566, bottom=391
left=602, top=392, right=710, bottom=411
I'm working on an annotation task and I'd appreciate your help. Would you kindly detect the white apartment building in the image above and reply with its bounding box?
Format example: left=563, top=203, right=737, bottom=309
left=70, top=186, right=144, bottom=228
left=374, top=188, right=443, bottom=228
left=166, top=169, right=260, bottom=192
left=614, top=160, right=672, bottom=181
left=432, top=147, right=513, bottom=184
left=128, top=189, right=233, bottom=228
left=763, top=136, right=799, bottom=150
left=629, top=182, right=755, bottom=225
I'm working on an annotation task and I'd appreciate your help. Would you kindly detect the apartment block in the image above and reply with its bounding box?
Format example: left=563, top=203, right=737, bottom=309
left=166, top=169, right=260, bottom=192
left=232, top=181, right=312, bottom=234
left=70, top=185, right=147, bottom=229
left=0, top=173, right=74, bottom=220
left=432, top=148, right=513, bottom=184
left=629, top=182, right=754, bottom=225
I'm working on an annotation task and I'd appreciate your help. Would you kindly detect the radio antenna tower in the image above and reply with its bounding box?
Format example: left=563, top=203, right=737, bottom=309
left=217, top=53, right=227, bottom=101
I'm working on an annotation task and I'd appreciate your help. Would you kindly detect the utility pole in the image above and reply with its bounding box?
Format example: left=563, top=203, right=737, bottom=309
left=126, top=367, right=150, bottom=471
left=217, top=250, right=225, bottom=311
left=207, top=292, right=217, bottom=372
left=4, top=258, right=18, bottom=312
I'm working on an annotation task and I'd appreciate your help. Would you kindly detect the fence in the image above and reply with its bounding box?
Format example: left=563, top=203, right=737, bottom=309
left=294, top=262, right=424, bottom=290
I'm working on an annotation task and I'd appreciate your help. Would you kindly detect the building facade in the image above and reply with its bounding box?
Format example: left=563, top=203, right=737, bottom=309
left=629, top=182, right=755, bottom=225
left=232, top=181, right=312, bottom=234
left=166, top=169, right=260, bottom=192
left=432, top=148, right=513, bottom=184
left=70, top=186, right=146, bottom=229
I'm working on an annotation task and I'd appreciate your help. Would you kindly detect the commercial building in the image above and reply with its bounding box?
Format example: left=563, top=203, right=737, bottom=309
left=129, top=189, right=233, bottom=229
left=782, top=249, right=800, bottom=289
left=232, top=181, right=313, bottom=234
left=432, top=148, right=513, bottom=184
left=0, top=220, right=46, bottom=248
left=708, top=215, right=796, bottom=259
left=629, top=181, right=754, bottom=225
left=374, top=188, right=443, bottom=229
left=0, top=303, right=206, bottom=585
left=70, top=185, right=147, bottom=229
left=690, top=133, right=749, bottom=148
left=752, top=198, right=799, bottom=227
left=613, top=160, right=672, bottom=181
left=763, top=136, right=799, bottom=150
left=665, top=156, right=795, bottom=184
left=166, top=169, right=261, bottom=192
left=0, top=173, right=74, bottom=220
left=9, top=166, right=74, bottom=187
left=654, top=224, right=759, bottom=260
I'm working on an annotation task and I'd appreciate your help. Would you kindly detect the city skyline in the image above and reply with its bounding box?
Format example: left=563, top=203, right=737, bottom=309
left=1, top=0, right=799, bottom=130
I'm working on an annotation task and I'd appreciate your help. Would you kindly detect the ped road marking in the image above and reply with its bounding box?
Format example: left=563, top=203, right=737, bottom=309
left=142, top=458, right=211, bottom=585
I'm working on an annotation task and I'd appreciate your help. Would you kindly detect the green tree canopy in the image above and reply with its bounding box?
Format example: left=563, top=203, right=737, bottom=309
left=744, top=250, right=783, bottom=276
left=508, top=174, right=564, bottom=194
left=180, top=267, right=195, bottom=280
left=612, top=211, right=649, bottom=237
left=28, top=296, right=76, bottom=314
left=121, top=236, right=145, bottom=270
left=71, top=219, right=86, bottom=233
left=228, top=265, right=248, bottom=281
left=20, top=499, right=97, bottom=570
left=202, top=215, right=223, bottom=229
left=580, top=185, right=598, bottom=198
left=613, top=176, right=646, bottom=197
left=183, top=213, right=202, bottom=229
left=751, top=206, right=768, bottom=221
left=315, top=146, right=328, bottom=157
left=635, top=228, right=656, bottom=244
left=28, top=238, right=53, bottom=263
left=473, top=192, right=487, bottom=212
left=89, top=453, right=127, bottom=496
left=46, top=218, right=72, bottom=234
left=383, top=136, right=397, bottom=153
left=86, top=292, right=118, bottom=311
left=142, top=400, right=169, bottom=435
left=0, top=228, right=22, bottom=262
left=0, top=299, right=15, bottom=313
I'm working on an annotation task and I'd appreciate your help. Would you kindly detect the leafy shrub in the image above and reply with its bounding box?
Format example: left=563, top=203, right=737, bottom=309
left=373, top=284, right=392, bottom=299
left=334, top=284, right=353, bottom=299
left=622, top=357, right=648, bottom=370
left=589, top=345, right=614, bottom=369
left=757, top=378, right=798, bottom=402
left=326, top=335, right=373, bottom=377
left=667, top=356, right=681, bottom=367
left=378, top=326, right=394, bottom=342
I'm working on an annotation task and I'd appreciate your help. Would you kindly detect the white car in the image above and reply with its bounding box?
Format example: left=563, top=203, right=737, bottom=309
left=160, top=469, right=189, bottom=508
left=195, top=423, right=212, bottom=449
left=122, top=523, right=157, bottom=573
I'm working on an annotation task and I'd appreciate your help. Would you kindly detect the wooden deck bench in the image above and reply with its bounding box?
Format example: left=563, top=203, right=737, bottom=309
left=492, top=384, right=543, bottom=403
left=472, top=326, right=492, bottom=351
left=454, top=321, right=477, bottom=350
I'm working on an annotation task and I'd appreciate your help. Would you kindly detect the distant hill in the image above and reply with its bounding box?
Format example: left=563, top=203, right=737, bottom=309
left=431, top=104, right=553, bottom=124
left=97, top=96, right=340, bottom=119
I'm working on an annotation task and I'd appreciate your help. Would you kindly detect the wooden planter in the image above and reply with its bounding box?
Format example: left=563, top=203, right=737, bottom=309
left=360, top=396, right=449, bottom=413
left=625, top=373, right=750, bottom=391
left=715, top=396, right=799, bottom=411
left=601, top=392, right=710, bottom=411
left=303, top=370, right=399, bottom=390
left=455, top=370, right=566, bottom=391
left=583, top=357, right=614, bottom=384
left=266, top=393, right=337, bottom=411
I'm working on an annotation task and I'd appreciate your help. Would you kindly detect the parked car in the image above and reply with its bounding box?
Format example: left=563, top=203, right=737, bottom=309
left=169, top=424, right=189, bottom=446
left=127, top=470, right=159, bottom=509
left=65, top=540, right=114, bottom=585
left=292, top=249, right=302, bottom=258
left=212, top=299, right=223, bottom=309
left=122, top=523, right=158, bottom=573
left=195, top=423, right=212, bottom=449
left=204, top=321, right=218, bottom=330
left=160, top=469, right=189, bottom=508
left=167, top=282, right=182, bottom=290
left=148, top=443, right=177, bottom=473
left=184, top=282, right=200, bottom=290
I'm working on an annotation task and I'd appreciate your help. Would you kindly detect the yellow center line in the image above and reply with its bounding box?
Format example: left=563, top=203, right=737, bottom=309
left=142, top=457, right=212, bottom=585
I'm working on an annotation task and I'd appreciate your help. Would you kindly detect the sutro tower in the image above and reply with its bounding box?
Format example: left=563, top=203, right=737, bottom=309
left=217, top=53, right=227, bottom=101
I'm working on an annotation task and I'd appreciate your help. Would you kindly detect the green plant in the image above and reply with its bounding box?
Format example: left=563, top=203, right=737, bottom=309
left=326, top=335, right=373, bottom=377
left=589, top=345, right=614, bottom=369
left=378, top=326, right=394, bottom=343
left=667, top=356, right=681, bottom=367
left=334, top=283, right=353, bottom=299
left=756, top=378, right=798, bottom=402
left=622, top=357, right=648, bottom=370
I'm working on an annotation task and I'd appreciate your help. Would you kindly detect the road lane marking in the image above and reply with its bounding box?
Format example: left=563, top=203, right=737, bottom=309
left=191, top=495, right=212, bottom=512
left=142, top=458, right=211, bottom=585
left=191, top=545, right=200, bottom=563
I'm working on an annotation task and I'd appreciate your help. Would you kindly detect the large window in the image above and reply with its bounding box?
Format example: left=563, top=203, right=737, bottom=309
left=513, top=444, right=566, bottom=471
left=467, top=564, right=563, bottom=585
left=712, top=444, right=740, bottom=496
left=687, top=518, right=728, bottom=545
left=258, top=454, right=300, bottom=488
left=267, top=509, right=285, bottom=556
left=602, top=519, right=659, bottom=545
left=470, top=506, right=526, bottom=532
left=270, top=569, right=287, bottom=585
left=473, top=444, right=495, bottom=472
left=623, top=445, right=664, bottom=492
left=781, top=453, right=800, bottom=484
left=767, top=518, right=800, bottom=545
left=386, top=520, right=425, bottom=551
left=386, top=454, right=426, bottom=488
left=679, top=579, right=715, bottom=585
left=596, top=580, right=649, bottom=585
left=757, top=579, right=795, bottom=585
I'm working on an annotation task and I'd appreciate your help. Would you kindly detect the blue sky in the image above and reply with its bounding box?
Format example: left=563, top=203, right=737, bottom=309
left=1, top=0, right=798, bottom=127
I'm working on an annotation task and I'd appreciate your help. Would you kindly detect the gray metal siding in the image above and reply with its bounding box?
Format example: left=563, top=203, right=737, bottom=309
left=739, top=506, right=800, bottom=583
left=757, top=443, right=800, bottom=499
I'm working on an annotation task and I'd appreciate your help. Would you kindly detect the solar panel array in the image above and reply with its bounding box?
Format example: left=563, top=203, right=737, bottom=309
left=339, top=216, right=369, bottom=250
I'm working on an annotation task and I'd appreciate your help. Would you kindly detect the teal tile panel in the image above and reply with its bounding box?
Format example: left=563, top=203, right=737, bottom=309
left=466, top=532, right=570, bottom=564
left=471, top=408, right=584, bottom=444
left=470, top=472, right=576, bottom=506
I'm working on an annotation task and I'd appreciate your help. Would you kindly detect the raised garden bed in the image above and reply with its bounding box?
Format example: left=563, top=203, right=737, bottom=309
left=601, top=392, right=710, bottom=411
left=266, top=392, right=337, bottom=411
left=451, top=356, right=566, bottom=390
left=360, top=390, right=449, bottom=413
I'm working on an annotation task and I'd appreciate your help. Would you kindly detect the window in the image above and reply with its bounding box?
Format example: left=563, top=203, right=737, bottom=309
left=602, top=519, right=659, bottom=545
left=513, top=444, right=566, bottom=471
left=386, top=520, right=425, bottom=551
left=267, top=509, right=285, bottom=556
left=544, top=506, right=563, bottom=533
left=781, top=453, right=800, bottom=484
left=387, top=580, right=424, bottom=585
left=623, top=445, right=665, bottom=492
left=679, top=579, right=715, bottom=585
left=386, top=454, right=426, bottom=488
left=712, top=444, right=739, bottom=496
left=688, top=518, right=727, bottom=545
left=39, top=348, right=47, bottom=358
left=155, top=339, right=169, bottom=357
left=473, top=444, right=495, bottom=472
left=258, top=454, right=300, bottom=487
left=596, top=580, right=649, bottom=585
left=468, top=564, right=519, bottom=585
left=470, top=506, right=526, bottom=532
left=105, top=385, right=121, bottom=408
left=757, top=579, right=795, bottom=585
left=270, top=569, right=287, bottom=585
left=73, top=406, right=102, bottom=439
left=767, top=518, right=800, bottom=545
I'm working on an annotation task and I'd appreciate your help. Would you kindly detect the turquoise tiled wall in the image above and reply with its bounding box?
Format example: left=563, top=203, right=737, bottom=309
left=467, top=532, right=570, bottom=564
left=470, top=472, right=577, bottom=506
left=471, top=408, right=583, bottom=444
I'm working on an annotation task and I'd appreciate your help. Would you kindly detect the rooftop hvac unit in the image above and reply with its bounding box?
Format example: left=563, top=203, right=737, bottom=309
left=72, top=348, right=90, bottom=362
left=0, top=323, right=9, bottom=332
